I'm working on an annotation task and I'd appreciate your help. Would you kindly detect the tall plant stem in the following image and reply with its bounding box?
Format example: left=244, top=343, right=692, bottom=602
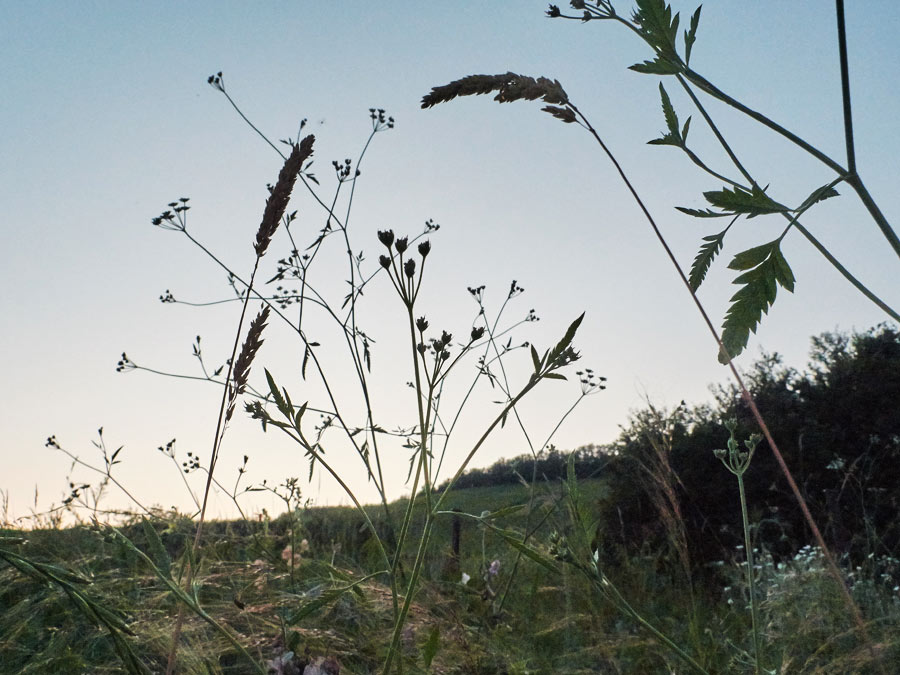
left=835, top=0, right=856, bottom=176
left=381, top=383, right=538, bottom=674
left=568, top=101, right=872, bottom=657
left=736, top=472, right=762, bottom=675
left=618, top=9, right=900, bottom=259
left=674, top=75, right=900, bottom=323
left=598, top=570, right=710, bottom=675
left=677, top=67, right=900, bottom=259
left=166, top=256, right=262, bottom=675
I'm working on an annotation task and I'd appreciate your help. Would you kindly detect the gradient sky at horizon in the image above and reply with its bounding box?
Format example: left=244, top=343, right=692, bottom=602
left=2, top=2, right=898, bottom=523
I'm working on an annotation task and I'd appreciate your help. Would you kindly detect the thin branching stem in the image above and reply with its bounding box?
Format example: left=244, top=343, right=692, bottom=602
left=568, top=99, right=872, bottom=660
left=674, top=75, right=900, bottom=322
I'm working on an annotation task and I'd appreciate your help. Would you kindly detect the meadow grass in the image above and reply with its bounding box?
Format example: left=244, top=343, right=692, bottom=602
left=4, top=2, right=900, bottom=672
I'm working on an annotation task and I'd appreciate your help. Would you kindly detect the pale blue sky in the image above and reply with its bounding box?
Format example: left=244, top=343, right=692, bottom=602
left=2, top=2, right=898, bottom=522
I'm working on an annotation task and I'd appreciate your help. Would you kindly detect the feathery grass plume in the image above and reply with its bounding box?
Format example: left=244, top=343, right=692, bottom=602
left=421, top=72, right=569, bottom=109
left=226, top=305, right=270, bottom=423
left=254, top=134, right=315, bottom=257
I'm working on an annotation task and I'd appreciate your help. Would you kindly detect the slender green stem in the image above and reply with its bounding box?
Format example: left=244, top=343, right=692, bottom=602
left=835, top=0, right=856, bottom=176
left=675, top=75, right=900, bottom=322
left=680, top=64, right=900, bottom=259
left=566, top=99, right=873, bottom=665
left=737, top=472, right=762, bottom=675
left=596, top=569, right=711, bottom=675
left=382, top=381, right=541, bottom=673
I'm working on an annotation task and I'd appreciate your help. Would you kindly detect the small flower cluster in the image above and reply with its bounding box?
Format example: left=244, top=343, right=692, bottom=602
left=713, top=419, right=762, bottom=476
left=182, top=451, right=201, bottom=474
left=575, top=367, right=607, bottom=395
left=207, top=71, right=225, bottom=92
left=508, top=280, right=525, bottom=299
left=115, top=352, right=136, bottom=373
left=159, top=289, right=176, bottom=304
left=376, top=229, right=431, bottom=305
left=151, top=198, right=191, bottom=231
left=332, top=158, right=356, bottom=182
left=157, top=438, right=177, bottom=458
left=62, top=481, right=91, bottom=507
left=369, top=107, right=395, bottom=131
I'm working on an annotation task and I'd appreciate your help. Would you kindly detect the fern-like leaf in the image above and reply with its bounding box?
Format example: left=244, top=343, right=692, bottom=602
left=676, top=206, right=729, bottom=218
left=633, top=0, right=681, bottom=61
left=795, top=183, right=840, bottom=213
left=689, top=228, right=727, bottom=291
left=703, top=185, right=789, bottom=218
left=684, top=6, right=701, bottom=66
left=629, top=58, right=682, bottom=75
left=719, top=241, right=795, bottom=363
left=648, top=82, right=684, bottom=146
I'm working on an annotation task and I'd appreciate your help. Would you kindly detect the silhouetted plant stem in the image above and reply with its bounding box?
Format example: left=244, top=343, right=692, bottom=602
left=568, top=99, right=871, bottom=660
left=165, top=256, right=262, bottom=675
left=737, top=470, right=761, bottom=674
left=674, top=75, right=900, bottom=322
left=836, top=0, right=856, bottom=177
left=382, top=384, right=539, bottom=674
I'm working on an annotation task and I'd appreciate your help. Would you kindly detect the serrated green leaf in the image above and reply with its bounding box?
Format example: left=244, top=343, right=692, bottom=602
left=719, top=243, right=794, bottom=363
left=648, top=133, right=681, bottom=147
left=530, top=344, right=541, bottom=372
left=684, top=6, right=701, bottom=65
left=795, top=183, right=840, bottom=213
left=676, top=206, right=730, bottom=218
left=728, top=241, right=775, bottom=271
left=554, top=312, right=584, bottom=358
left=689, top=229, right=727, bottom=291
left=422, top=625, right=440, bottom=669
left=629, top=58, right=682, bottom=75
left=293, top=402, right=308, bottom=431
left=771, top=246, right=795, bottom=291
left=703, top=185, right=789, bottom=218
left=634, top=0, right=681, bottom=60
left=681, top=115, right=692, bottom=142
left=658, top=83, right=679, bottom=137
left=141, top=519, right=172, bottom=579
left=265, top=369, right=289, bottom=418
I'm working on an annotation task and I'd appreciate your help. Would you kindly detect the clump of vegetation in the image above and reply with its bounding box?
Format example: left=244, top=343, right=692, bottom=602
left=4, top=1, right=900, bottom=673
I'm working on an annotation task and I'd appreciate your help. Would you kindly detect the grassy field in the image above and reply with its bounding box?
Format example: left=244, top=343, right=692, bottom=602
left=3, top=476, right=899, bottom=674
